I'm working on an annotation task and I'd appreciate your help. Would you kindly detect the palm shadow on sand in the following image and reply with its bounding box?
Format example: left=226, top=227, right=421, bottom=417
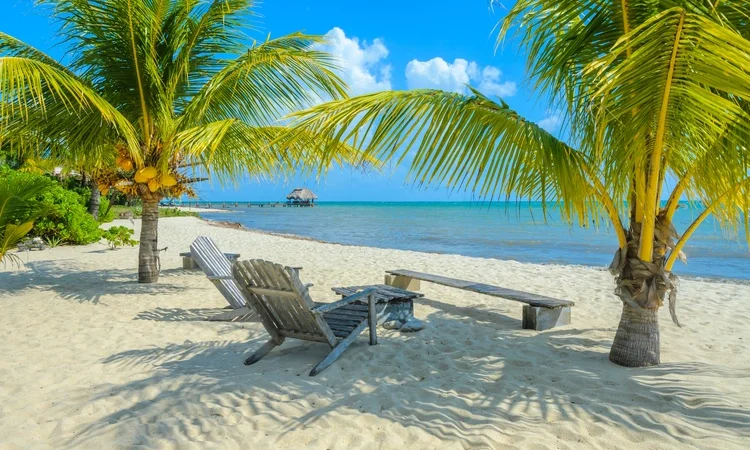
left=54, top=297, right=750, bottom=448
left=0, top=259, right=189, bottom=304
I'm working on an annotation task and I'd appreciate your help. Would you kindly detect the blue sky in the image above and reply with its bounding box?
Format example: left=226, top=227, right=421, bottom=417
left=2, top=0, right=556, bottom=202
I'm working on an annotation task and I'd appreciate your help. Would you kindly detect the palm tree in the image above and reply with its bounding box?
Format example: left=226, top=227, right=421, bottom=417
left=285, top=1, right=750, bottom=366
left=0, top=0, right=357, bottom=283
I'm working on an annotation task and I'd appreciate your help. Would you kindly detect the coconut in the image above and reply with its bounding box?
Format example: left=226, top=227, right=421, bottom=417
left=134, top=170, right=148, bottom=183
left=161, top=174, right=178, bottom=187
left=140, top=167, right=158, bottom=179
left=119, top=158, right=133, bottom=171
left=147, top=179, right=161, bottom=193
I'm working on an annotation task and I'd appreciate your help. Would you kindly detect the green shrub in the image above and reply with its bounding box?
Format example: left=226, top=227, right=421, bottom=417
left=32, top=188, right=103, bottom=244
left=0, top=169, right=102, bottom=245
left=101, top=226, right=138, bottom=249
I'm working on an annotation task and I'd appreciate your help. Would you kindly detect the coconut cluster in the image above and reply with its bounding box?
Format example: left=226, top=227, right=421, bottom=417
left=97, top=148, right=187, bottom=198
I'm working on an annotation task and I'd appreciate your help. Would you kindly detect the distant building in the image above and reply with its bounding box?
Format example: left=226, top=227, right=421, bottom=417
left=286, top=188, right=317, bottom=207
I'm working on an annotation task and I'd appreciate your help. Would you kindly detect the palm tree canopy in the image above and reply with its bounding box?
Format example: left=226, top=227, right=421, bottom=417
left=287, top=0, right=750, bottom=244
left=0, top=0, right=359, bottom=187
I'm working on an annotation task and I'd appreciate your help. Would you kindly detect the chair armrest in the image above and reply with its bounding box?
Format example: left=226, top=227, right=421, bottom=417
left=311, top=287, right=377, bottom=315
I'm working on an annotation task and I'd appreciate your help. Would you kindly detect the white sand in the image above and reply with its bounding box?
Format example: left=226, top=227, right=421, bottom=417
left=1, top=217, right=748, bottom=449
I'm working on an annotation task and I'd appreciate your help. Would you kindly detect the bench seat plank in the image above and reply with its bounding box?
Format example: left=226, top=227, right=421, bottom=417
left=386, top=269, right=574, bottom=308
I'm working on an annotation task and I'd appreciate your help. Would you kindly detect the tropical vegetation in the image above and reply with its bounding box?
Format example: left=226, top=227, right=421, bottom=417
left=0, top=172, right=52, bottom=265
left=286, top=1, right=750, bottom=366
left=0, top=168, right=105, bottom=245
left=0, top=0, right=360, bottom=283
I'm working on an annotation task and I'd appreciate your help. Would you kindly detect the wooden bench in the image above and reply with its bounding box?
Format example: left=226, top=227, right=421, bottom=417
left=384, top=269, right=574, bottom=331
left=180, top=251, right=240, bottom=270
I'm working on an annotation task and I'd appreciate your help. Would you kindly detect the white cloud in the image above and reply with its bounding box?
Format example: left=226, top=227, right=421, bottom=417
left=405, top=57, right=516, bottom=97
left=477, top=66, right=517, bottom=97
left=320, top=27, right=392, bottom=95
left=538, top=112, right=562, bottom=132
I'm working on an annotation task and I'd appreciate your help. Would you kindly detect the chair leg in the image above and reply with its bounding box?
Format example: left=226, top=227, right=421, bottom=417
left=244, top=338, right=283, bottom=365
left=367, top=293, right=377, bottom=346
left=309, top=321, right=367, bottom=376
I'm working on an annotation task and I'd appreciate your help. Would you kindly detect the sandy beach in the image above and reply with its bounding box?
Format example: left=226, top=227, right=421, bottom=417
left=1, top=216, right=748, bottom=449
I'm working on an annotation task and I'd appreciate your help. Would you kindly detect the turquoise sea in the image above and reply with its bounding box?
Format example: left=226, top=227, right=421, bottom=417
left=192, top=202, right=749, bottom=281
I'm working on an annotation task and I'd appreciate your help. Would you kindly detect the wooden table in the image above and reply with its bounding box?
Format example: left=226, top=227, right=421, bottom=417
left=331, top=284, right=423, bottom=322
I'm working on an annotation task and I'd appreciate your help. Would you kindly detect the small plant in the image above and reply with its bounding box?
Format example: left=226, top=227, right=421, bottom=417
left=101, top=226, right=138, bottom=250
left=43, top=236, right=63, bottom=248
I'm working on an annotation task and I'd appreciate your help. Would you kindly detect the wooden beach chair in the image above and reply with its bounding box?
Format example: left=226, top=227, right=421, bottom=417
left=189, top=236, right=257, bottom=322
left=232, top=259, right=378, bottom=376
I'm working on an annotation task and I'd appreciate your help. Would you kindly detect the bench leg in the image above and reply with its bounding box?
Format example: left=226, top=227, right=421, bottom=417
left=384, top=274, right=421, bottom=291
left=183, top=256, right=198, bottom=270
left=522, top=306, right=572, bottom=331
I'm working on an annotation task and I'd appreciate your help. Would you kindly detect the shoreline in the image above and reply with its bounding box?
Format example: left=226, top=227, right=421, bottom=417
left=200, top=216, right=750, bottom=286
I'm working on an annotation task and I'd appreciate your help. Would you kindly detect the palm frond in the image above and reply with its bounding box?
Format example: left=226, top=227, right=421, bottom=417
left=0, top=56, right=141, bottom=159
left=182, top=33, right=348, bottom=126
left=288, top=88, right=604, bottom=225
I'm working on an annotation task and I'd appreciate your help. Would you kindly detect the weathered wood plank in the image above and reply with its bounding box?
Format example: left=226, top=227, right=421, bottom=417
left=325, top=319, right=362, bottom=330
left=327, top=325, right=358, bottom=336
left=331, top=329, right=350, bottom=338
left=323, top=309, right=369, bottom=320
left=332, top=285, right=423, bottom=302
left=283, top=265, right=337, bottom=345
left=233, top=261, right=283, bottom=343
left=278, top=330, right=332, bottom=343
left=386, top=269, right=574, bottom=308
left=247, top=287, right=298, bottom=298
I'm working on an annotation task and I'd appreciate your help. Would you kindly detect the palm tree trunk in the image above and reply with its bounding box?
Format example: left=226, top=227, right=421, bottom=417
left=609, top=303, right=660, bottom=367
left=88, top=182, right=101, bottom=221
left=138, top=198, right=160, bottom=283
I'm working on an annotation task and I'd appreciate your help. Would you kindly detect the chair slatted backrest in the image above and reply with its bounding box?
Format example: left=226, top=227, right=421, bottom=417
left=190, top=236, right=246, bottom=309
left=233, top=260, right=337, bottom=346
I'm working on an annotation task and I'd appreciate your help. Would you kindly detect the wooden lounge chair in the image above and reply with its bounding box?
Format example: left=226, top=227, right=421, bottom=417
left=189, top=236, right=257, bottom=322
left=232, top=259, right=378, bottom=376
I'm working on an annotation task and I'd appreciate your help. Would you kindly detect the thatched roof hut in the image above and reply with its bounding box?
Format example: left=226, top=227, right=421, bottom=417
left=286, top=188, right=317, bottom=206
